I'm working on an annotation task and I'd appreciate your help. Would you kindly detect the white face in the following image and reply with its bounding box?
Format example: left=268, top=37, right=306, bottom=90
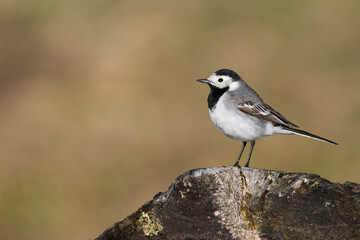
left=207, top=73, right=235, bottom=89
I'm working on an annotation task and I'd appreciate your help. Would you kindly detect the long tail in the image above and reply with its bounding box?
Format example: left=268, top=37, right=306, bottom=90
left=281, top=126, right=338, bottom=145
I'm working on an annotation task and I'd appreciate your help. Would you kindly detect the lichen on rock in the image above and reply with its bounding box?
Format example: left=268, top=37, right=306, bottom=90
left=136, top=211, right=163, bottom=236
left=95, top=166, right=360, bottom=240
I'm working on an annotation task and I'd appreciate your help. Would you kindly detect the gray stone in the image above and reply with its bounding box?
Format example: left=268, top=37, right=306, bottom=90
left=95, top=166, right=360, bottom=240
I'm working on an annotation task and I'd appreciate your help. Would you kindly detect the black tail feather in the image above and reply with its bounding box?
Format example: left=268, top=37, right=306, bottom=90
left=282, top=126, right=338, bottom=145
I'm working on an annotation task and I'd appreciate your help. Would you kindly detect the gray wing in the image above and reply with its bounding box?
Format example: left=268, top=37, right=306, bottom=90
left=237, top=101, right=299, bottom=128
left=228, top=81, right=298, bottom=127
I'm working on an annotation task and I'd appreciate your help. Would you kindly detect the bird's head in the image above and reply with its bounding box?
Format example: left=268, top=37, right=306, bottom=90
left=197, top=69, right=242, bottom=90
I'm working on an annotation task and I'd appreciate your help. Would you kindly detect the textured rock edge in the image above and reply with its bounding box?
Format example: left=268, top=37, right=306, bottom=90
left=95, top=166, right=360, bottom=240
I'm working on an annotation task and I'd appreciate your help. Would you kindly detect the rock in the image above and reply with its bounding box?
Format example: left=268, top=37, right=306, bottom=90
left=94, top=166, right=360, bottom=240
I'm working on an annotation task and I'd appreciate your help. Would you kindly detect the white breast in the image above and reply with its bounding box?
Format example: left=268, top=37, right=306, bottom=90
left=209, top=93, right=275, bottom=141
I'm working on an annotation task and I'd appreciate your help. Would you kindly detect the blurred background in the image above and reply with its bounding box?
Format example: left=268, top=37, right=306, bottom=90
left=0, top=0, right=359, bottom=239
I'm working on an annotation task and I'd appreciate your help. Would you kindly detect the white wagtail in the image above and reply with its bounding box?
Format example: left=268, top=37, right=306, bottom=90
left=197, top=69, right=338, bottom=167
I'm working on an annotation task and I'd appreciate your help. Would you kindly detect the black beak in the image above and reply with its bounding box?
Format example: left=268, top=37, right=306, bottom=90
left=196, top=79, right=210, bottom=84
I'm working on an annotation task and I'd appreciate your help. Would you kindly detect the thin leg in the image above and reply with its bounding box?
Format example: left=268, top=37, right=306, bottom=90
left=234, top=142, right=247, bottom=167
left=244, top=141, right=255, bottom=167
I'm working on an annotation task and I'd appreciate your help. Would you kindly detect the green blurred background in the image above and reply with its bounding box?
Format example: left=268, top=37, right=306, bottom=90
left=0, top=0, right=359, bottom=239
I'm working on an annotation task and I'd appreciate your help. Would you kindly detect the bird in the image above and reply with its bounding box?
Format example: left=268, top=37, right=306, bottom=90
left=197, top=69, right=338, bottom=167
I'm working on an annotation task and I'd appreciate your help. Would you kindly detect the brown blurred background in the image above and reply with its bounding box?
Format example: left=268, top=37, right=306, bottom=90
left=0, top=0, right=359, bottom=239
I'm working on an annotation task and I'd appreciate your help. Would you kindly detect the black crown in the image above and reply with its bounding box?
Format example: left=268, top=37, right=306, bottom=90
left=215, top=69, right=241, bottom=80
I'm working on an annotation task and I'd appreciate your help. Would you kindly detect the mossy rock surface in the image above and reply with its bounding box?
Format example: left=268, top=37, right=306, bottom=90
left=95, top=166, right=360, bottom=240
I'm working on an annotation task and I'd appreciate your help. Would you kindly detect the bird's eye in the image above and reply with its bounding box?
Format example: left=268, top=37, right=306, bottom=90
left=218, top=78, right=223, bottom=82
